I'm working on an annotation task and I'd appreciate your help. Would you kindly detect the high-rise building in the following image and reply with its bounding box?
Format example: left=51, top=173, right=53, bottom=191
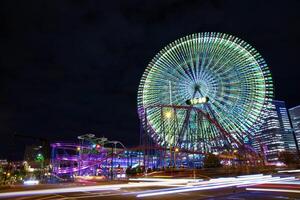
left=289, top=105, right=300, bottom=151
left=253, top=100, right=297, bottom=162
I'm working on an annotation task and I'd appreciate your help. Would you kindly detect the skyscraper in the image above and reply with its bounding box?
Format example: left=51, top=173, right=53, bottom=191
left=253, top=100, right=297, bottom=162
left=289, top=105, right=300, bottom=152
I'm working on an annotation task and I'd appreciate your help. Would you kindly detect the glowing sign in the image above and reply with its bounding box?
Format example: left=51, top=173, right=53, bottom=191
left=24, top=180, right=39, bottom=185
left=186, top=97, right=209, bottom=105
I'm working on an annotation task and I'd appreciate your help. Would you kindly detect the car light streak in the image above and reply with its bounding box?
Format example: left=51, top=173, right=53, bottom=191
left=0, top=180, right=194, bottom=198
left=235, top=177, right=296, bottom=188
left=129, top=178, right=202, bottom=182
left=136, top=175, right=298, bottom=197
left=258, top=181, right=300, bottom=186
left=1, top=174, right=298, bottom=198
left=136, top=182, right=242, bottom=197
left=237, top=174, right=264, bottom=178
left=278, top=169, right=300, bottom=173
left=0, top=186, right=121, bottom=198
left=246, top=188, right=300, bottom=193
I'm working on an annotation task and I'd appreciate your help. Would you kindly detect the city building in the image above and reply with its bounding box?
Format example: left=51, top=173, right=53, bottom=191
left=253, top=100, right=297, bottom=163
left=289, top=105, right=300, bottom=151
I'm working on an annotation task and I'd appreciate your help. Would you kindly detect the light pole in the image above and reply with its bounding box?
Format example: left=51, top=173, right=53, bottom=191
left=103, top=141, right=126, bottom=180
left=164, top=109, right=173, bottom=168
left=174, top=147, right=179, bottom=168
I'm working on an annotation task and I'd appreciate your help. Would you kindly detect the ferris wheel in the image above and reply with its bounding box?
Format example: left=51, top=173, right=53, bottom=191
left=137, top=32, right=273, bottom=153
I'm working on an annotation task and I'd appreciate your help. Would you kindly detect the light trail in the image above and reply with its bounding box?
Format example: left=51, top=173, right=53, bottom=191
left=0, top=179, right=196, bottom=198
left=1, top=174, right=299, bottom=199
left=136, top=183, right=239, bottom=197
left=237, top=174, right=264, bottom=178
left=246, top=188, right=300, bottom=193
left=235, top=177, right=296, bottom=188
left=136, top=175, right=298, bottom=198
left=129, top=178, right=203, bottom=182
left=278, top=169, right=300, bottom=173
left=0, top=186, right=121, bottom=198
left=258, top=181, right=300, bottom=185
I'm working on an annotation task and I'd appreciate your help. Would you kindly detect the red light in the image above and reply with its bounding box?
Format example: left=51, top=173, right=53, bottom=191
left=96, top=144, right=101, bottom=149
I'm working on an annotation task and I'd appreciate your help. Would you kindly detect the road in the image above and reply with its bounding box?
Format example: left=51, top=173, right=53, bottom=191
left=3, top=186, right=300, bottom=200
left=1, top=173, right=300, bottom=200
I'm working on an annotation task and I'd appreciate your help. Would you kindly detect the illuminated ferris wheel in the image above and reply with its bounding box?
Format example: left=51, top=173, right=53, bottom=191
left=137, top=32, right=273, bottom=153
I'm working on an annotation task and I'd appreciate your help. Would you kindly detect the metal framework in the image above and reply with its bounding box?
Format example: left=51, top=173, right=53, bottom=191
left=140, top=105, right=242, bottom=152
left=51, top=135, right=127, bottom=177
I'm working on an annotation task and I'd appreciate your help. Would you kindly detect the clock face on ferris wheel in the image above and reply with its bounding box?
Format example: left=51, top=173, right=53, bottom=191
left=137, top=32, right=273, bottom=152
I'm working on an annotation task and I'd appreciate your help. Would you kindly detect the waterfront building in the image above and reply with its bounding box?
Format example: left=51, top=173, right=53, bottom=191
left=253, top=100, right=297, bottom=162
left=289, top=105, right=300, bottom=151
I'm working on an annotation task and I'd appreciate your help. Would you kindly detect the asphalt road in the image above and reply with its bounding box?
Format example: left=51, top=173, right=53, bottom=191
left=2, top=185, right=300, bottom=200
left=2, top=173, right=300, bottom=200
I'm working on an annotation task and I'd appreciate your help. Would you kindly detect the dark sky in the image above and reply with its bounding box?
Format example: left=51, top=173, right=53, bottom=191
left=0, top=0, right=299, bottom=160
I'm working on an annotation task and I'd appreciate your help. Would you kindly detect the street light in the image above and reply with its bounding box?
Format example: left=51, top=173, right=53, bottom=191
left=164, top=111, right=172, bottom=119
left=174, top=148, right=179, bottom=168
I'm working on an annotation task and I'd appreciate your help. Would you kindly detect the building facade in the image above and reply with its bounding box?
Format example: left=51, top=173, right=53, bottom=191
left=253, top=100, right=297, bottom=162
left=289, top=105, right=300, bottom=151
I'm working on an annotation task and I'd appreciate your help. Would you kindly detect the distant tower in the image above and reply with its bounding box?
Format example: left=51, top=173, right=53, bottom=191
left=289, top=105, right=300, bottom=153
left=253, top=100, right=297, bottom=162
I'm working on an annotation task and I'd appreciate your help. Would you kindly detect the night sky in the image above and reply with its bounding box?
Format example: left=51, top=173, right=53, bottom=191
left=0, top=0, right=299, bottom=160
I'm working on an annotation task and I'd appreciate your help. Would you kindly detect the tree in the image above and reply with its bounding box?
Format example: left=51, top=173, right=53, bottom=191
left=278, top=151, right=299, bottom=165
left=203, top=153, right=222, bottom=168
left=126, top=166, right=132, bottom=176
left=35, top=153, right=45, bottom=169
